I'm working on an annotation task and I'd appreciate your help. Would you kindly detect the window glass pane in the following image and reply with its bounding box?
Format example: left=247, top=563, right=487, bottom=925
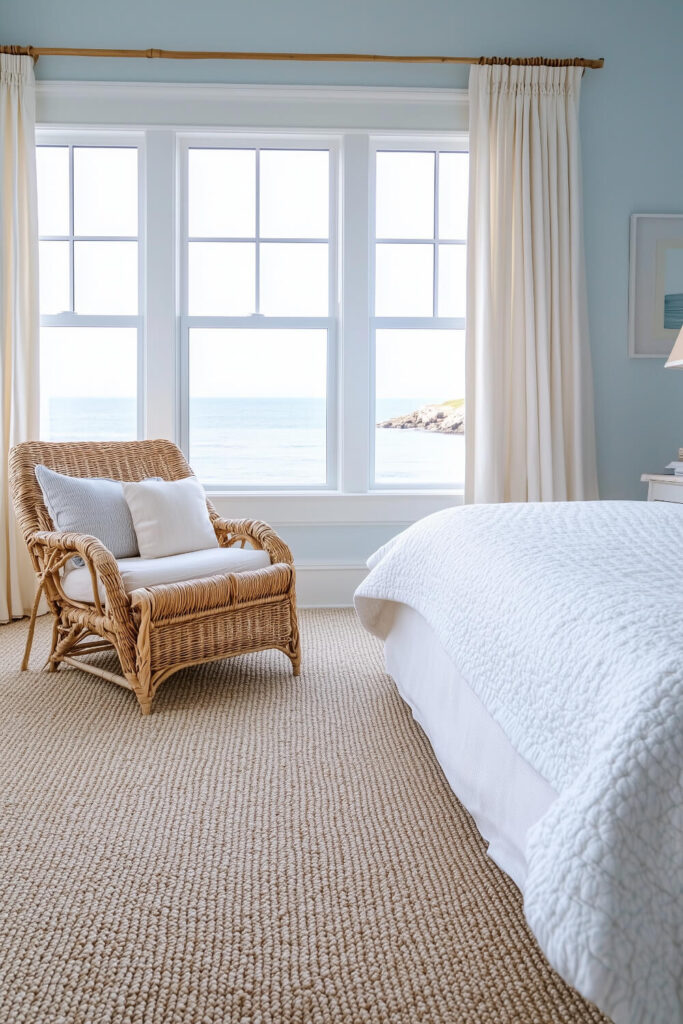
left=188, top=149, right=255, bottom=237
left=39, top=241, right=70, bottom=314
left=74, top=241, right=138, bottom=314
left=437, top=245, right=467, bottom=318
left=260, top=243, right=328, bottom=316
left=73, top=148, right=138, bottom=236
left=438, top=152, right=469, bottom=240
left=188, top=242, right=255, bottom=315
left=40, top=327, right=137, bottom=441
left=260, top=150, right=329, bottom=238
left=36, top=147, right=69, bottom=235
left=376, top=152, right=434, bottom=239
left=375, top=244, right=433, bottom=317
left=375, top=329, right=465, bottom=485
left=189, top=328, right=327, bottom=486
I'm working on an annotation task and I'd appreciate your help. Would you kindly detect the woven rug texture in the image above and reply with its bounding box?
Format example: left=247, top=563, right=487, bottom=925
left=0, top=609, right=608, bottom=1024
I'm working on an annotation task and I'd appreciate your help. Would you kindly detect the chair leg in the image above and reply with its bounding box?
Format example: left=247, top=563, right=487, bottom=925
left=288, top=621, right=301, bottom=676
left=135, top=692, right=152, bottom=716
left=286, top=598, right=301, bottom=675
left=21, top=579, right=47, bottom=671
left=130, top=668, right=153, bottom=715
left=133, top=638, right=154, bottom=716
left=45, top=617, right=60, bottom=672
left=288, top=599, right=301, bottom=676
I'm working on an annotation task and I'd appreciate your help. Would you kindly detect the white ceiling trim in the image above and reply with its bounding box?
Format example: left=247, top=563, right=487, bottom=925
left=35, top=80, right=468, bottom=132
left=36, top=80, right=467, bottom=105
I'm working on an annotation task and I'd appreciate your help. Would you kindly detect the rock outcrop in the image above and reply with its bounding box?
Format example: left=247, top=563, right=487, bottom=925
left=377, top=400, right=464, bottom=435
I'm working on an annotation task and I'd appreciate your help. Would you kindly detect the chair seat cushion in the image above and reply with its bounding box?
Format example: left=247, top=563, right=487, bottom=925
left=62, top=546, right=271, bottom=604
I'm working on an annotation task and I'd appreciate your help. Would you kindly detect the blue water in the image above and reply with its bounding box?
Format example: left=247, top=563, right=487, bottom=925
left=43, top=397, right=464, bottom=486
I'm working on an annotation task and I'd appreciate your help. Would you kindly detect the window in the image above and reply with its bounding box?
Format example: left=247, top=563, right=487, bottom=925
left=37, top=137, right=142, bottom=442
left=181, top=142, right=336, bottom=488
left=35, top=127, right=467, bottom=496
left=372, top=146, right=467, bottom=487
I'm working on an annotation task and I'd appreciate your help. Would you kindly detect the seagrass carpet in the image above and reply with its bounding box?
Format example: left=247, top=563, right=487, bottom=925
left=0, top=609, right=608, bottom=1024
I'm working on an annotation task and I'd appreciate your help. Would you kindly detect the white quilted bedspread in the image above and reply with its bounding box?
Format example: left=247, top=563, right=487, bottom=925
left=354, top=501, right=683, bottom=1024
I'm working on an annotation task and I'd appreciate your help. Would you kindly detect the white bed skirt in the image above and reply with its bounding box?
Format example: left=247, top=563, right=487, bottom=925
left=382, top=601, right=557, bottom=890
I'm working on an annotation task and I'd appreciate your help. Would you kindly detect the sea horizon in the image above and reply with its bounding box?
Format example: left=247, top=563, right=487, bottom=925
left=42, top=396, right=465, bottom=486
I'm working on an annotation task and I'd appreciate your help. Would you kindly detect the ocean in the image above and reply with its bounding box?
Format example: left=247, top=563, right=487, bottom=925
left=43, top=397, right=465, bottom=487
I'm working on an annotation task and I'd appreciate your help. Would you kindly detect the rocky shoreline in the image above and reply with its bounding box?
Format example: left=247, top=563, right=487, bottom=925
left=377, top=400, right=464, bottom=435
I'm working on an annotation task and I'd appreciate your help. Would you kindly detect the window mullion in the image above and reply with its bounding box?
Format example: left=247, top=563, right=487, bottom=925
left=255, top=148, right=261, bottom=314
left=69, top=144, right=75, bottom=313
left=144, top=129, right=178, bottom=442
left=433, top=150, right=439, bottom=318
left=340, top=133, right=371, bottom=494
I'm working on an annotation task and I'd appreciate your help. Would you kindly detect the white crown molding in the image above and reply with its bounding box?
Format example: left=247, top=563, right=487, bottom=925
left=35, top=79, right=467, bottom=106
left=35, top=79, right=468, bottom=132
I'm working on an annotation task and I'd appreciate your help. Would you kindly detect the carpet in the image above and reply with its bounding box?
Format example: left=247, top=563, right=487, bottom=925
left=0, top=609, right=607, bottom=1023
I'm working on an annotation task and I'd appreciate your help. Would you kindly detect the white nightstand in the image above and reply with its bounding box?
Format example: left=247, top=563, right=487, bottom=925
left=641, top=473, right=683, bottom=502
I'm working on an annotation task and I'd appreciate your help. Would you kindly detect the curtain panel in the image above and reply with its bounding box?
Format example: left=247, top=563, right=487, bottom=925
left=465, top=63, right=599, bottom=503
left=0, top=53, right=40, bottom=620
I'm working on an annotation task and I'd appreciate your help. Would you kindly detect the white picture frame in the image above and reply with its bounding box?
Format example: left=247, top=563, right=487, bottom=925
left=629, top=213, right=683, bottom=358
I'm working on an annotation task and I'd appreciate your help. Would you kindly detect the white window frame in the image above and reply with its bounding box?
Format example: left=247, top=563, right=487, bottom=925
left=36, top=129, right=146, bottom=440
left=177, top=133, right=340, bottom=491
left=35, top=81, right=469, bottom=524
left=369, top=135, right=468, bottom=490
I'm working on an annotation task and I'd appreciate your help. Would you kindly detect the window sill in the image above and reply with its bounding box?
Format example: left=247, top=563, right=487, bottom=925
left=209, top=490, right=463, bottom=526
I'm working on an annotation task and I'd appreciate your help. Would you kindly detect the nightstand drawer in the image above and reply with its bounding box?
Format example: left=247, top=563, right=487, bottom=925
left=649, top=480, right=683, bottom=503
left=641, top=473, right=683, bottom=502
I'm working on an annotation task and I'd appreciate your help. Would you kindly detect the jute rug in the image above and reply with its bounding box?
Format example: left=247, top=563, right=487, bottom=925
left=0, top=610, right=607, bottom=1024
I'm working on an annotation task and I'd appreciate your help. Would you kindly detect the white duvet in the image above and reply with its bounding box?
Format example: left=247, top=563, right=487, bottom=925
left=354, top=501, right=683, bottom=1024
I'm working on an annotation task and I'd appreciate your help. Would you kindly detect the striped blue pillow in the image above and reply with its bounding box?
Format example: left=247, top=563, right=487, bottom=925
left=35, top=465, right=140, bottom=563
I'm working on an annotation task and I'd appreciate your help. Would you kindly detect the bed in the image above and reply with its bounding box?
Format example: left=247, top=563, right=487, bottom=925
left=354, top=500, right=683, bottom=1024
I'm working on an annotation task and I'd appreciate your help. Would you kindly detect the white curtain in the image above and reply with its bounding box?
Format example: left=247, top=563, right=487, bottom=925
left=0, top=53, right=40, bottom=621
left=465, top=63, right=599, bottom=503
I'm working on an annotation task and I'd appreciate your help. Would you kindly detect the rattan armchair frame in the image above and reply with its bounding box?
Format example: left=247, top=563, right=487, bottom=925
left=9, top=440, right=301, bottom=715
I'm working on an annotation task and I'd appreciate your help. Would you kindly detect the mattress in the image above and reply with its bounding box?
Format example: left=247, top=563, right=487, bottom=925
left=382, top=601, right=557, bottom=890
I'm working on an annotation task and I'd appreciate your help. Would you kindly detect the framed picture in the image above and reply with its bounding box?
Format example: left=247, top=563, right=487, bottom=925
left=629, top=214, right=683, bottom=357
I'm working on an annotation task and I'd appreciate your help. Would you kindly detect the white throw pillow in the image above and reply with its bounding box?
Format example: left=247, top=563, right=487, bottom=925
left=122, top=477, right=218, bottom=559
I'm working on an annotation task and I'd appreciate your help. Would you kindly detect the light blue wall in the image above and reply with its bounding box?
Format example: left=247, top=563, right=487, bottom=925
left=5, top=0, right=683, bottom=499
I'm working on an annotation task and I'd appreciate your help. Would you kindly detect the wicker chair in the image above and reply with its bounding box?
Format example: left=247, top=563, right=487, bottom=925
left=9, top=439, right=300, bottom=715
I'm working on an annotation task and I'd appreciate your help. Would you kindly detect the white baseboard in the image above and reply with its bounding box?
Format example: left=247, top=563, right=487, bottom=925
left=295, top=563, right=368, bottom=608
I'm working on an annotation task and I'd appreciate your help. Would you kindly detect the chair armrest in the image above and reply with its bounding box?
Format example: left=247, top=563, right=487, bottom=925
left=35, top=529, right=115, bottom=564
left=210, top=516, right=294, bottom=565
left=32, top=530, right=129, bottom=616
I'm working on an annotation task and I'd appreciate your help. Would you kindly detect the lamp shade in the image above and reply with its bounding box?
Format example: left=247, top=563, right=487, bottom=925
left=665, top=325, right=683, bottom=367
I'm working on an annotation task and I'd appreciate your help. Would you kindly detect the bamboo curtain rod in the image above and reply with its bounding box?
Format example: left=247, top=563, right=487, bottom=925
left=0, top=45, right=604, bottom=69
